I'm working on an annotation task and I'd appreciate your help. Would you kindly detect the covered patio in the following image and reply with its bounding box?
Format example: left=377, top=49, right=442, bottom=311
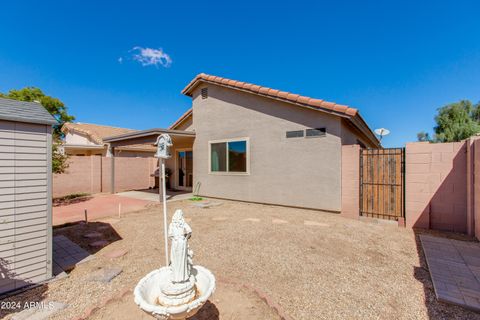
left=103, top=128, right=195, bottom=196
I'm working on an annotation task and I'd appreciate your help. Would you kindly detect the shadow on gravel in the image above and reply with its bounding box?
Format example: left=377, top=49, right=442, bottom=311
left=53, top=221, right=122, bottom=255
left=188, top=300, right=219, bottom=320
left=0, top=259, right=48, bottom=318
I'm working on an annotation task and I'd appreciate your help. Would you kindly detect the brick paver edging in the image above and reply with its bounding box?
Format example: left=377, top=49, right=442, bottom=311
left=72, top=277, right=294, bottom=320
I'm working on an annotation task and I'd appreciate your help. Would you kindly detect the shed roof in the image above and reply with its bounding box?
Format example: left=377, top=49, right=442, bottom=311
left=0, top=97, right=57, bottom=125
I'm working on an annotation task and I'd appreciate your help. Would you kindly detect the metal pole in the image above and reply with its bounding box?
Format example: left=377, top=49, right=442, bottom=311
left=162, top=159, right=169, bottom=266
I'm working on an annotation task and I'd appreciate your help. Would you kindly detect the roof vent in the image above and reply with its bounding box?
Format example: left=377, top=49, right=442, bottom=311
left=201, top=88, right=208, bottom=99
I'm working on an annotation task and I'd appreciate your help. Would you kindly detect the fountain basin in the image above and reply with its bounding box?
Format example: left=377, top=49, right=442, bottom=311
left=134, top=265, right=216, bottom=320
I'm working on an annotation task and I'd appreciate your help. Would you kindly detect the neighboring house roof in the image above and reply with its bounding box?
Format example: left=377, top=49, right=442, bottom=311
left=181, top=73, right=380, bottom=147
left=62, top=122, right=136, bottom=145
left=62, top=122, right=156, bottom=152
left=169, top=108, right=192, bottom=130
left=0, top=97, right=57, bottom=125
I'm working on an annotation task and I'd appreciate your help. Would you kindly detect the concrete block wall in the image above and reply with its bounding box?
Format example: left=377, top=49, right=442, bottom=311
left=53, top=156, right=157, bottom=198
left=341, top=145, right=360, bottom=219
left=405, top=141, right=468, bottom=233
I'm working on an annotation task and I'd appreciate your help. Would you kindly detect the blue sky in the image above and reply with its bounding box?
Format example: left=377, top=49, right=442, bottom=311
left=1, top=1, right=479, bottom=147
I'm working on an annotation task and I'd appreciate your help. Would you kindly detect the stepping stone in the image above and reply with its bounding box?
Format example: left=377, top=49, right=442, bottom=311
left=243, top=218, right=260, bottom=222
left=304, top=220, right=329, bottom=227
left=12, top=301, right=66, bottom=320
left=88, top=267, right=123, bottom=283
left=89, top=240, right=109, bottom=248
left=212, top=217, right=228, bottom=221
left=83, top=232, right=102, bottom=239
left=104, top=249, right=128, bottom=259
left=192, top=201, right=223, bottom=208
left=272, top=219, right=288, bottom=224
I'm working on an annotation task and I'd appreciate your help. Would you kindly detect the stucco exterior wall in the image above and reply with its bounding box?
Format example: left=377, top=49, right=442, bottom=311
left=191, top=84, right=343, bottom=211
left=65, top=132, right=97, bottom=145
left=340, top=120, right=375, bottom=148
left=174, top=114, right=194, bottom=131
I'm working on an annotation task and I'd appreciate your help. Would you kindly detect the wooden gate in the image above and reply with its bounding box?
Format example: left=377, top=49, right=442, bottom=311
left=360, top=148, right=405, bottom=220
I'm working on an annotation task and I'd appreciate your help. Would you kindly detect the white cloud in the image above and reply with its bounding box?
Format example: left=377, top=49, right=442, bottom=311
left=118, top=57, right=123, bottom=63
left=130, top=46, right=172, bottom=68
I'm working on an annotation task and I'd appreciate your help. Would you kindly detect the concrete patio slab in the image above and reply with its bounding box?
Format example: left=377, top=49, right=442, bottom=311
left=53, top=235, right=94, bottom=273
left=420, top=234, right=480, bottom=312
left=53, top=194, right=154, bottom=226
left=117, top=189, right=193, bottom=202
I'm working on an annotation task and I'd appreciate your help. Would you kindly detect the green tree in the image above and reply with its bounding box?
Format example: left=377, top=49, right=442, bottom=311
left=417, top=131, right=431, bottom=142
left=0, top=87, right=74, bottom=136
left=0, top=87, right=74, bottom=173
left=418, top=100, right=480, bottom=143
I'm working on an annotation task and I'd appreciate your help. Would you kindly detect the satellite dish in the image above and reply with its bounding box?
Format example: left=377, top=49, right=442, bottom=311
left=374, top=128, right=390, bottom=141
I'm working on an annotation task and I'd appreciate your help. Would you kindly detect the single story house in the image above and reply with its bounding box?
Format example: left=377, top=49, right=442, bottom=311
left=104, top=74, right=380, bottom=211
left=61, top=122, right=155, bottom=157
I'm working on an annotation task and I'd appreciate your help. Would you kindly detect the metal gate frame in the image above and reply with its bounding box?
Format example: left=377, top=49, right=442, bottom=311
left=359, top=148, right=405, bottom=220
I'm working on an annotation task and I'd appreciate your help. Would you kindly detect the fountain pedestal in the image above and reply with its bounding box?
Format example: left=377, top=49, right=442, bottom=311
left=158, top=274, right=196, bottom=306
left=134, top=210, right=216, bottom=320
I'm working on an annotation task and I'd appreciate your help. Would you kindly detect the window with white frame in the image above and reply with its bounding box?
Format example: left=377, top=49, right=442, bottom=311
left=209, top=138, right=249, bottom=173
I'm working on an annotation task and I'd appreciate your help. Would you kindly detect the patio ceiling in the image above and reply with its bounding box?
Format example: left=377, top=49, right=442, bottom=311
left=103, top=128, right=195, bottom=148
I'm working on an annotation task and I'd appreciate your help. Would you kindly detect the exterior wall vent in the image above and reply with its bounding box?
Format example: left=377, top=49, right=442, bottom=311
left=201, top=88, right=208, bottom=99
left=306, top=128, right=326, bottom=137
left=286, top=130, right=304, bottom=138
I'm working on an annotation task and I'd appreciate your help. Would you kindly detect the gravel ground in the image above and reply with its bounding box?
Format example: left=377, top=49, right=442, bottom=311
left=1, top=199, right=480, bottom=320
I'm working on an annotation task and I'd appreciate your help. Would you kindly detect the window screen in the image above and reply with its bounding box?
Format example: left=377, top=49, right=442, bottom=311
left=286, top=130, right=304, bottom=138
left=306, top=128, right=326, bottom=137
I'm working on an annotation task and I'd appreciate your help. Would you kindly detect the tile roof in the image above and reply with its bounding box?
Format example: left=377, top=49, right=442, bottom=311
left=181, top=73, right=358, bottom=117
left=169, top=108, right=192, bottom=130
left=181, top=73, right=380, bottom=147
left=62, top=123, right=156, bottom=151
left=0, top=97, right=57, bottom=125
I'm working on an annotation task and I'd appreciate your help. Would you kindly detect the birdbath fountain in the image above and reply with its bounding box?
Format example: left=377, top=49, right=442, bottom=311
left=134, top=134, right=215, bottom=320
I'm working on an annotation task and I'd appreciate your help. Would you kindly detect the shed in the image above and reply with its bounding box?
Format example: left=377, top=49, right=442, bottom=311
left=0, top=97, right=57, bottom=295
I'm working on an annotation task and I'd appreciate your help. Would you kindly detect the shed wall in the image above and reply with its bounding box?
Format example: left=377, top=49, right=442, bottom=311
left=0, top=120, right=52, bottom=294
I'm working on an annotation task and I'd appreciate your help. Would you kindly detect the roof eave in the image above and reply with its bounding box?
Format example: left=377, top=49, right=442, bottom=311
left=104, top=128, right=196, bottom=143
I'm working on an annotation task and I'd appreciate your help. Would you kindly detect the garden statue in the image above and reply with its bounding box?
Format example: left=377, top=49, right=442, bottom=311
left=155, top=133, right=173, bottom=159
left=134, top=209, right=215, bottom=319
left=169, top=210, right=193, bottom=283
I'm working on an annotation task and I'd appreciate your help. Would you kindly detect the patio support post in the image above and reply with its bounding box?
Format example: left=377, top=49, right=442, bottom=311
left=110, top=146, right=115, bottom=194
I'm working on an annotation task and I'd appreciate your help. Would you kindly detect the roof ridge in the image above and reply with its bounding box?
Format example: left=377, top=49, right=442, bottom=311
left=67, top=122, right=137, bottom=131
left=181, top=73, right=357, bottom=117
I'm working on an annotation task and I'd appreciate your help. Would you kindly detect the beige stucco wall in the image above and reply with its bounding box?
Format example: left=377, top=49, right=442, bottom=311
left=65, top=132, right=97, bottom=145
left=340, top=120, right=375, bottom=148
left=174, top=114, right=194, bottom=131
left=191, top=84, right=343, bottom=211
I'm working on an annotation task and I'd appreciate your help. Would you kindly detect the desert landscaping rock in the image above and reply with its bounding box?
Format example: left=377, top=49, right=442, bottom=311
left=304, top=220, right=329, bottom=227
left=212, top=217, right=228, bottom=221
left=3, top=199, right=480, bottom=320
left=88, top=267, right=123, bottom=283
left=12, top=301, right=66, bottom=320
left=243, top=218, right=260, bottom=222
left=272, top=219, right=288, bottom=224
left=89, top=240, right=109, bottom=248
left=104, top=249, right=128, bottom=259
left=192, top=201, right=223, bottom=208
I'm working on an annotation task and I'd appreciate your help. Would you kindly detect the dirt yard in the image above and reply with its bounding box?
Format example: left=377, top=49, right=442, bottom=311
left=2, top=199, right=480, bottom=320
